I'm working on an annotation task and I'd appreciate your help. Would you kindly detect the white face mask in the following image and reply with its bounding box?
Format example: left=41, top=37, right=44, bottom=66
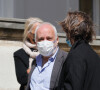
left=37, top=40, right=56, bottom=56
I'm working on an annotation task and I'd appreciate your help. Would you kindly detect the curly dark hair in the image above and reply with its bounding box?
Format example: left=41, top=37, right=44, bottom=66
left=60, top=11, right=95, bottom=43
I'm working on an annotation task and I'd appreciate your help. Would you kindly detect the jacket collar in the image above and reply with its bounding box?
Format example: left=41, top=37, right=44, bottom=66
left=71, top=39, right=87, bottom=49
left=50, top=49, right=67, bottom=89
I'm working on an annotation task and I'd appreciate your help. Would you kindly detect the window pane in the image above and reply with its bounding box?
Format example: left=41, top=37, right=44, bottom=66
left=79, top=0, right=93, bottom=19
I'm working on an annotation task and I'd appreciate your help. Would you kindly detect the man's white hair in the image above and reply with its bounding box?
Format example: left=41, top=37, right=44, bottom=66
left=35, top=22, right=58, bottom=42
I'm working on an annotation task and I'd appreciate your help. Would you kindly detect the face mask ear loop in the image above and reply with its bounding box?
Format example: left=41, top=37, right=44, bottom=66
left=52, top=39, right=58, bottom=55
left=53, top=40, right=56, bottom=43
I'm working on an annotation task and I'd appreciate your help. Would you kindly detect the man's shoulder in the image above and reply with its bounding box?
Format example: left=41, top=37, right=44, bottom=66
left=57, top=49, right=68, bottom=59
left=58, top=49, right=68, bottom=55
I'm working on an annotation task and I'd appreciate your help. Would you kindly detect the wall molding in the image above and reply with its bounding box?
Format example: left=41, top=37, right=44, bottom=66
left=0, top=18, right=100, bottom=55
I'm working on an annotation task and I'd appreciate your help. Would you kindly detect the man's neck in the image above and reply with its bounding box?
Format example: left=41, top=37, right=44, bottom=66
left=42, top=47, right=58, bottom=67
left=42, top=56, right=50, bottom=67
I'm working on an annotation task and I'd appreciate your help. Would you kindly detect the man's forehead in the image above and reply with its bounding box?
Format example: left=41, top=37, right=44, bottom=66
left=37, top=24, right=54, bottom=33
left=39, top=24, right=53, bottom=30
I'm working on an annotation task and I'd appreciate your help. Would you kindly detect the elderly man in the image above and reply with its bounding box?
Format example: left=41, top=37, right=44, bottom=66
left=25, top=22, right=68, bottom=90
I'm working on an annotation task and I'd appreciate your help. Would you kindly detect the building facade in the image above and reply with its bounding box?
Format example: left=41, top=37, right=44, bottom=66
left=0, top=0, right=100, bottom=35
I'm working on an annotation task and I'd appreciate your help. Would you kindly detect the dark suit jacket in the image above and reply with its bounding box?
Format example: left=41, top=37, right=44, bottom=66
left=58, top=40, right=100, bottom=90
left=14, top=48, right=30, bottom=90
left=25, top=49, right=68, bottom=90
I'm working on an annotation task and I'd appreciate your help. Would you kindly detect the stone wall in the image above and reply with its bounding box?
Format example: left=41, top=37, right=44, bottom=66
left=0, top=18, right=100, bottom=90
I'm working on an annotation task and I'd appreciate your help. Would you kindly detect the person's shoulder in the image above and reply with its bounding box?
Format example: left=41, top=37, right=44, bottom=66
left=14, top=48, right=26, bottom=56
left=14, top=48, right=24, bottom=54
left=59, top=48, right=68, bottom=55
left=57, top=49, right=68, bottom=59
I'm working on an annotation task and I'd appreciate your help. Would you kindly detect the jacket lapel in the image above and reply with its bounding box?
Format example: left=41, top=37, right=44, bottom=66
left=26, top=60, right=36, bottom=90
left=50, top=49, right=65, bottom=89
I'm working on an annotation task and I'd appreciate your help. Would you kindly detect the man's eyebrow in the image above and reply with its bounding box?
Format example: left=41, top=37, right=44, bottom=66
left=38, top=37, right=44, bottom=40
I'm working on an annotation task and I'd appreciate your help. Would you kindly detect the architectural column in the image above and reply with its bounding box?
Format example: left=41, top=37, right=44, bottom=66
left=0, top=0, right=14, bottom=17
left=93, top=0, right=100, bottom=35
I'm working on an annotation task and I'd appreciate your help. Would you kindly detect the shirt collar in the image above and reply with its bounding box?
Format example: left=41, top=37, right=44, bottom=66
left=49, top=47, right=59, bottom=62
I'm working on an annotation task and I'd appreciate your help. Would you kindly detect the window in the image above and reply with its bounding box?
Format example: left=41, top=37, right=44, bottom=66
left=79, top=0, right=100, bottom=36
left=79, top=0, right=93, bottom=19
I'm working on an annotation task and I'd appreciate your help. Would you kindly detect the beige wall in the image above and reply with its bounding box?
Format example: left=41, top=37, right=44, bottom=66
left=0, top=40, right=22, bottom=90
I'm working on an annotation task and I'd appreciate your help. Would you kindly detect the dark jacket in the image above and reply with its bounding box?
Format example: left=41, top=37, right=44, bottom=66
left=14, top=48, right=30, bottom=90
left=25, top=49, right=68, bottom=90
left=58, top=40, right=100, bottom=90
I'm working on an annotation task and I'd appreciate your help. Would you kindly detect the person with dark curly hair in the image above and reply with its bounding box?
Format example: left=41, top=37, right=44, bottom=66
left=57, top=11, right=100, bottom=90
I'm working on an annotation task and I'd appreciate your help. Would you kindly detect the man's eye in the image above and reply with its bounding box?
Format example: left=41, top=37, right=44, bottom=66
left=47, top=37, right=52, bottom=40
left=38, top=38, right=44, bottom=41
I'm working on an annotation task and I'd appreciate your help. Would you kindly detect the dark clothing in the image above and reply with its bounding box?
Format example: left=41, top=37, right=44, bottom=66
left=14, top=48, right=30, bottom=90
left=20, top=85, right=26, bottom=90
left=25, top=49, right=68, bottom=90
left=58, top=40, right=100, bottom=90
